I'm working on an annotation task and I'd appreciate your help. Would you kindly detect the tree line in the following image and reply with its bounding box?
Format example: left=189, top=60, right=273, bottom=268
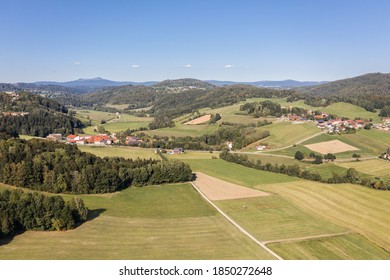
left=220, top=149, right=390, bottom=190
left=240, top=100, right=312, bottom=118
left=137, top=125, right=270, bottom=151
left=0, top=139, right=193, bottom=194
left=0, top=189, right=88, bottom=238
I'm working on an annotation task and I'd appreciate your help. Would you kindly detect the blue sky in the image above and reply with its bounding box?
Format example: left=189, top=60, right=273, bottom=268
left=1, top=0, right=390, bottom=82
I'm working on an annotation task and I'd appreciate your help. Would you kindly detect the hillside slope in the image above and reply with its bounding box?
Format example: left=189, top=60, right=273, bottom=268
left=0, top=91, right=83, bottom=137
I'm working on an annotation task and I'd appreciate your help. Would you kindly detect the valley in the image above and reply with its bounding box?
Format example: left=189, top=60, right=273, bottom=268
left=1, top=75, right=390, bottom=260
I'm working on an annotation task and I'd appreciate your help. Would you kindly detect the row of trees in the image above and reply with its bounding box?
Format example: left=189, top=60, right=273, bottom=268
left=294, top=151, right=336, bottom=164
left=220, top=149, right=390, bottom=190
left=0, top=139, right=193, bottom=194
left=0, top=189, right=88, bottom=238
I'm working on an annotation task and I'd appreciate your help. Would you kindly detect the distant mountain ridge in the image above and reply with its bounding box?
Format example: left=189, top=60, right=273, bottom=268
left=32, top=77, right=326, bottom=91
left=206, top=79, right=327, bottom=88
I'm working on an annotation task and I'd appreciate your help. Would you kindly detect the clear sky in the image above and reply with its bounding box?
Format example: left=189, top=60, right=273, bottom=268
left=1, top=0, right=390, bottom=83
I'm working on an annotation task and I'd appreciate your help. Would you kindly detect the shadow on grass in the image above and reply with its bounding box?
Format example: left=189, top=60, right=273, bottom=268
left=0, top=229, right=26, bottom=246
left=87, top=208, right=106, bottom=222
left=0, top=209, right=106, bottom=247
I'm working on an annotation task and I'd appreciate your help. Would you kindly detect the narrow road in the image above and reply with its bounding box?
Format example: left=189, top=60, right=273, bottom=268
left=190, top=181, right=284, bottom=260
left=263, top=231, right=353, bottom=245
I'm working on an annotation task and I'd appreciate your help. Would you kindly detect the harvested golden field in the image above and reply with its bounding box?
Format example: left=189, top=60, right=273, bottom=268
left=185, top=114, right=211, bottom=125
left=194, top=172, right=269, bottom=201
left=305, top=139, right=359, bottom=154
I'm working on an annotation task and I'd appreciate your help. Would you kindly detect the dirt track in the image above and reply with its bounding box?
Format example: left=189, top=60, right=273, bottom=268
left=194, top=172, right=269, bottom=201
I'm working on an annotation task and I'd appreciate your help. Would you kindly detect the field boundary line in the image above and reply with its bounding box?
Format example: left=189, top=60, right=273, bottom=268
left=190, top=181, right=283, bottom=260
left=263, top=230, right=353, bottom=245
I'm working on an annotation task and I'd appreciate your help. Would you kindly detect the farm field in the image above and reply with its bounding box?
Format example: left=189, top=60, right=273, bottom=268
left=181, top=159, right=299, bottom=187
left=256, top=121, right=319, bottom=149
left=215, top=195, right=347, bottom=241
left=270, top=129, right=390, bottom=159
left=75, top=109, right=153, bottom=134
left=0, top=183, right=274, bottom=259
left=194, top=172, right=270, bottom=201
left=268, top=233, right=389, bottom=260
left=304, top=139, right=359, bottom=154
left=258, top=180, right=390, bottom=251
left=336, top=159, right=390, bottom=179
left=175, top=157, right=390, bottom=258
left=78, top=146, right=160, bottom=160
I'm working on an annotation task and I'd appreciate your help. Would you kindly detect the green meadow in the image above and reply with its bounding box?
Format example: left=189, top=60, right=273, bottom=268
left=0, top=183, right=274, bottom=260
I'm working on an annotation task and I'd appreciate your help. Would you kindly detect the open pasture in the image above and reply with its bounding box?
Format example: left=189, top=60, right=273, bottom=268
left=0, top=184, right=275, bottom=259
left=215, top=195, right=346, bottom=242
left=258, top=180, right=390, bottom=250
left=272, top=129, right=390, bottom=158
left=336, top=159, right=390, bottom=179
left=78, top=146, right=160, bottom=160
left=181, top=159, right=298, bottom=187
left=258, top=121, right=319, bottom=149
left=268, top=233, right=390, bottom=260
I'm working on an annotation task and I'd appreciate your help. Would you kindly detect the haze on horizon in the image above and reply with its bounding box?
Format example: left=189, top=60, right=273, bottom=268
left=1, top=0, right=390, bottom=83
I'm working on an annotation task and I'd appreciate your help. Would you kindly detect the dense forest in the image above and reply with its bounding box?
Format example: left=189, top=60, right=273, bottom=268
left=0, top=189, right=88, bottom=238
left=0, top=92, right=83, bottom=137
left=0, top=139, right=193, bottom=194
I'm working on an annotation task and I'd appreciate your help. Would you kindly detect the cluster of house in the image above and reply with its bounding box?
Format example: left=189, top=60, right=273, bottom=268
left=373, top=118, right=390, bottom=131
left=46, top=133, right=144, bottom=146
left=316, top=118, right=367, bottom=133
left=66, top=134, right=117, bottom=145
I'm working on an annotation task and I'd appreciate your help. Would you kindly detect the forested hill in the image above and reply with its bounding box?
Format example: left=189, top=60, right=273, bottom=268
left=148, top=85, right=293, bottom=128
left=78, top=79, right=217, bottom=109
left=0, top=82, right=85, bottom=94
left=152, top=78, right=216, bottom=89
left=296, top=73, right=390, bottom=110
left=0, top=91, right=83, bottom=137
left=81, top=85, right=160, bottom=109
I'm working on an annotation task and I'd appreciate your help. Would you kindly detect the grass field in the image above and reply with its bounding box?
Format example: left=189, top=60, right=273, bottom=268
left=78, top=146, right=161, bottom=160
left=75, top=109, right=153, bottom=134
left=175, top=158, right=390, bottom=258
left=166, top=150, right=217, bottom=160
left=336, top=159, right=390, bottom=179
left=258, top=180, right=390, bottom=251
left=271, top=129, right=390, bottom=158
left=256, top=121, right=319, bottom=149
left=0, top=183, right=274, bottom=259
left=215, top=196, right=346, bottom=241
left=181, top=159, right=299, bottom=187
left=269, top=233, right=389, bottom=260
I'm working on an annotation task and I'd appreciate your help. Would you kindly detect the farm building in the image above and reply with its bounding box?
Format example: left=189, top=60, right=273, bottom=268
left=46, top=134, right=62, bottom=141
